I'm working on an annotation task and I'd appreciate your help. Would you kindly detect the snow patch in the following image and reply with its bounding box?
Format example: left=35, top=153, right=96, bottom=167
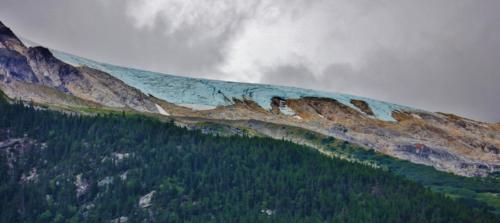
left=155, top=104, right=169, bottom=116
left=178, top=103, right=217, bottom=110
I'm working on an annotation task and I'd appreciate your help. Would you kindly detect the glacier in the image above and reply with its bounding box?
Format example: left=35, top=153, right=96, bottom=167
left=52, top=50, right=415, bottom=121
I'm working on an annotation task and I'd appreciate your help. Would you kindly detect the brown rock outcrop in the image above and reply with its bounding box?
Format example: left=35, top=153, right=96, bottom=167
left=350, top=99, right=374, bottom=116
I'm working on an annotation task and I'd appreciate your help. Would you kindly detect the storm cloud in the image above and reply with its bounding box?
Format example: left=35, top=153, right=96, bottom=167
left=1, top=0, right=499, bottom=122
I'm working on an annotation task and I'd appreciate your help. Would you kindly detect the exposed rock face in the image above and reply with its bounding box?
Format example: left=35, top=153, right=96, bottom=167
left=75, top=174, right=90, bottom=199
left=0, top=21, right=27, bottom=54
left=110, top=216, right=129, bottom=223
left=350, top=99, right=374, bottom=116
left=138, top=89, right=499, bottom=177
left=394, top=143, right=498, bottom=176
left=0, top=49, right=38, bottom=82
left=139, top=191, right=155, bottom=208
left=157, top=94, right=500, bottom=177
left=287, top=97, right=362, bottom=121
left=0, top=21, right=162, bottom=113
left=26, top=46, right=75, bottom=88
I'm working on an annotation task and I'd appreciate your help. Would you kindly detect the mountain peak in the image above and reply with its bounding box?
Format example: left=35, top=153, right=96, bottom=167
left=27, top=46, right=57, bottom=61
left=0, top=20, right=163, bottom=114
left=0, top=21, right=27, bottom=54
left=0, top=21, right=16, bottom=38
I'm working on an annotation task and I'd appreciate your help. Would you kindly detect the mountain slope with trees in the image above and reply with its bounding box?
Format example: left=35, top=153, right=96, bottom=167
left=1, top=20, right=498, bottom=177
left=0, top=96, right=497, bottom=222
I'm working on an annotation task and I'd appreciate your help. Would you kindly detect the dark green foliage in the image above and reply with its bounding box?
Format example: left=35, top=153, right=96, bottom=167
left=0, top=89, right=7, bottom=103
left=0, top=100, right=498, bottom=223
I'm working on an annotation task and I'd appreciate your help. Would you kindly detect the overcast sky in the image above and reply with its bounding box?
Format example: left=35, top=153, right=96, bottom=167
left=1, top=0, right=499, bottom=122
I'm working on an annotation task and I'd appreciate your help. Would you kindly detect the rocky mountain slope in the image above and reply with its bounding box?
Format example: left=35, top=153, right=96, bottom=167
left=1, top=21, right=499, bottom=177
left=53, top=50, right=500, bottom=177
left=2, top=100, right=497, bottom=222
left=0, top=21, right=162, bottom=113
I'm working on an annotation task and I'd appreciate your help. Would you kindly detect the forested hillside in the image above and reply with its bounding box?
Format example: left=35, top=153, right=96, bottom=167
left=0, top=97, right=498, bottom=222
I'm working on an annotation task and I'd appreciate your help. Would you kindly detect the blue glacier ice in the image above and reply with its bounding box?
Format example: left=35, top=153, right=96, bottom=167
left=52, top=50, right=415, bottom=121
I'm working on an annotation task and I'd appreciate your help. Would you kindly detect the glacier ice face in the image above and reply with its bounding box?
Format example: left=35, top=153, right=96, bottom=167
left=52, top=50, right=415, bottom=121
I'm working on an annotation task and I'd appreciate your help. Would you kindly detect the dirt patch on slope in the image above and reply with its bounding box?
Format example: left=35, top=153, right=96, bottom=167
left=350, top=99, right=374, bottom=116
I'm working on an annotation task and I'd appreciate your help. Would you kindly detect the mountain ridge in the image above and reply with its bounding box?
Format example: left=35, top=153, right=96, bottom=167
left=0, top=21, right=498, bottom=177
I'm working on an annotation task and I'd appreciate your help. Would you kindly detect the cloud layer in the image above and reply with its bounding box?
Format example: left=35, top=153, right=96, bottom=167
left=1, top=0, right=499, bottom=122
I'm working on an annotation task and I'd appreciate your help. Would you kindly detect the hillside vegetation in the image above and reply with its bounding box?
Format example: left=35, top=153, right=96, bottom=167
left=1, top=97, right=498, bottom=222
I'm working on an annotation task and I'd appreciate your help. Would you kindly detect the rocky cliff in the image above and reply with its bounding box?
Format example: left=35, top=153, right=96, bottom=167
left=0, top=21, right=161, bottom=113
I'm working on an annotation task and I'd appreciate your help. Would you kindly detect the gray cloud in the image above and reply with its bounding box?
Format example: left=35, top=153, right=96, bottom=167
left=0, top=0, right=499, bottom=122
left=260, top=1, right=500, bottom=122
left=0, top=0, right=247, bottom=77
left=261, top=43, right=500, bottom=122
